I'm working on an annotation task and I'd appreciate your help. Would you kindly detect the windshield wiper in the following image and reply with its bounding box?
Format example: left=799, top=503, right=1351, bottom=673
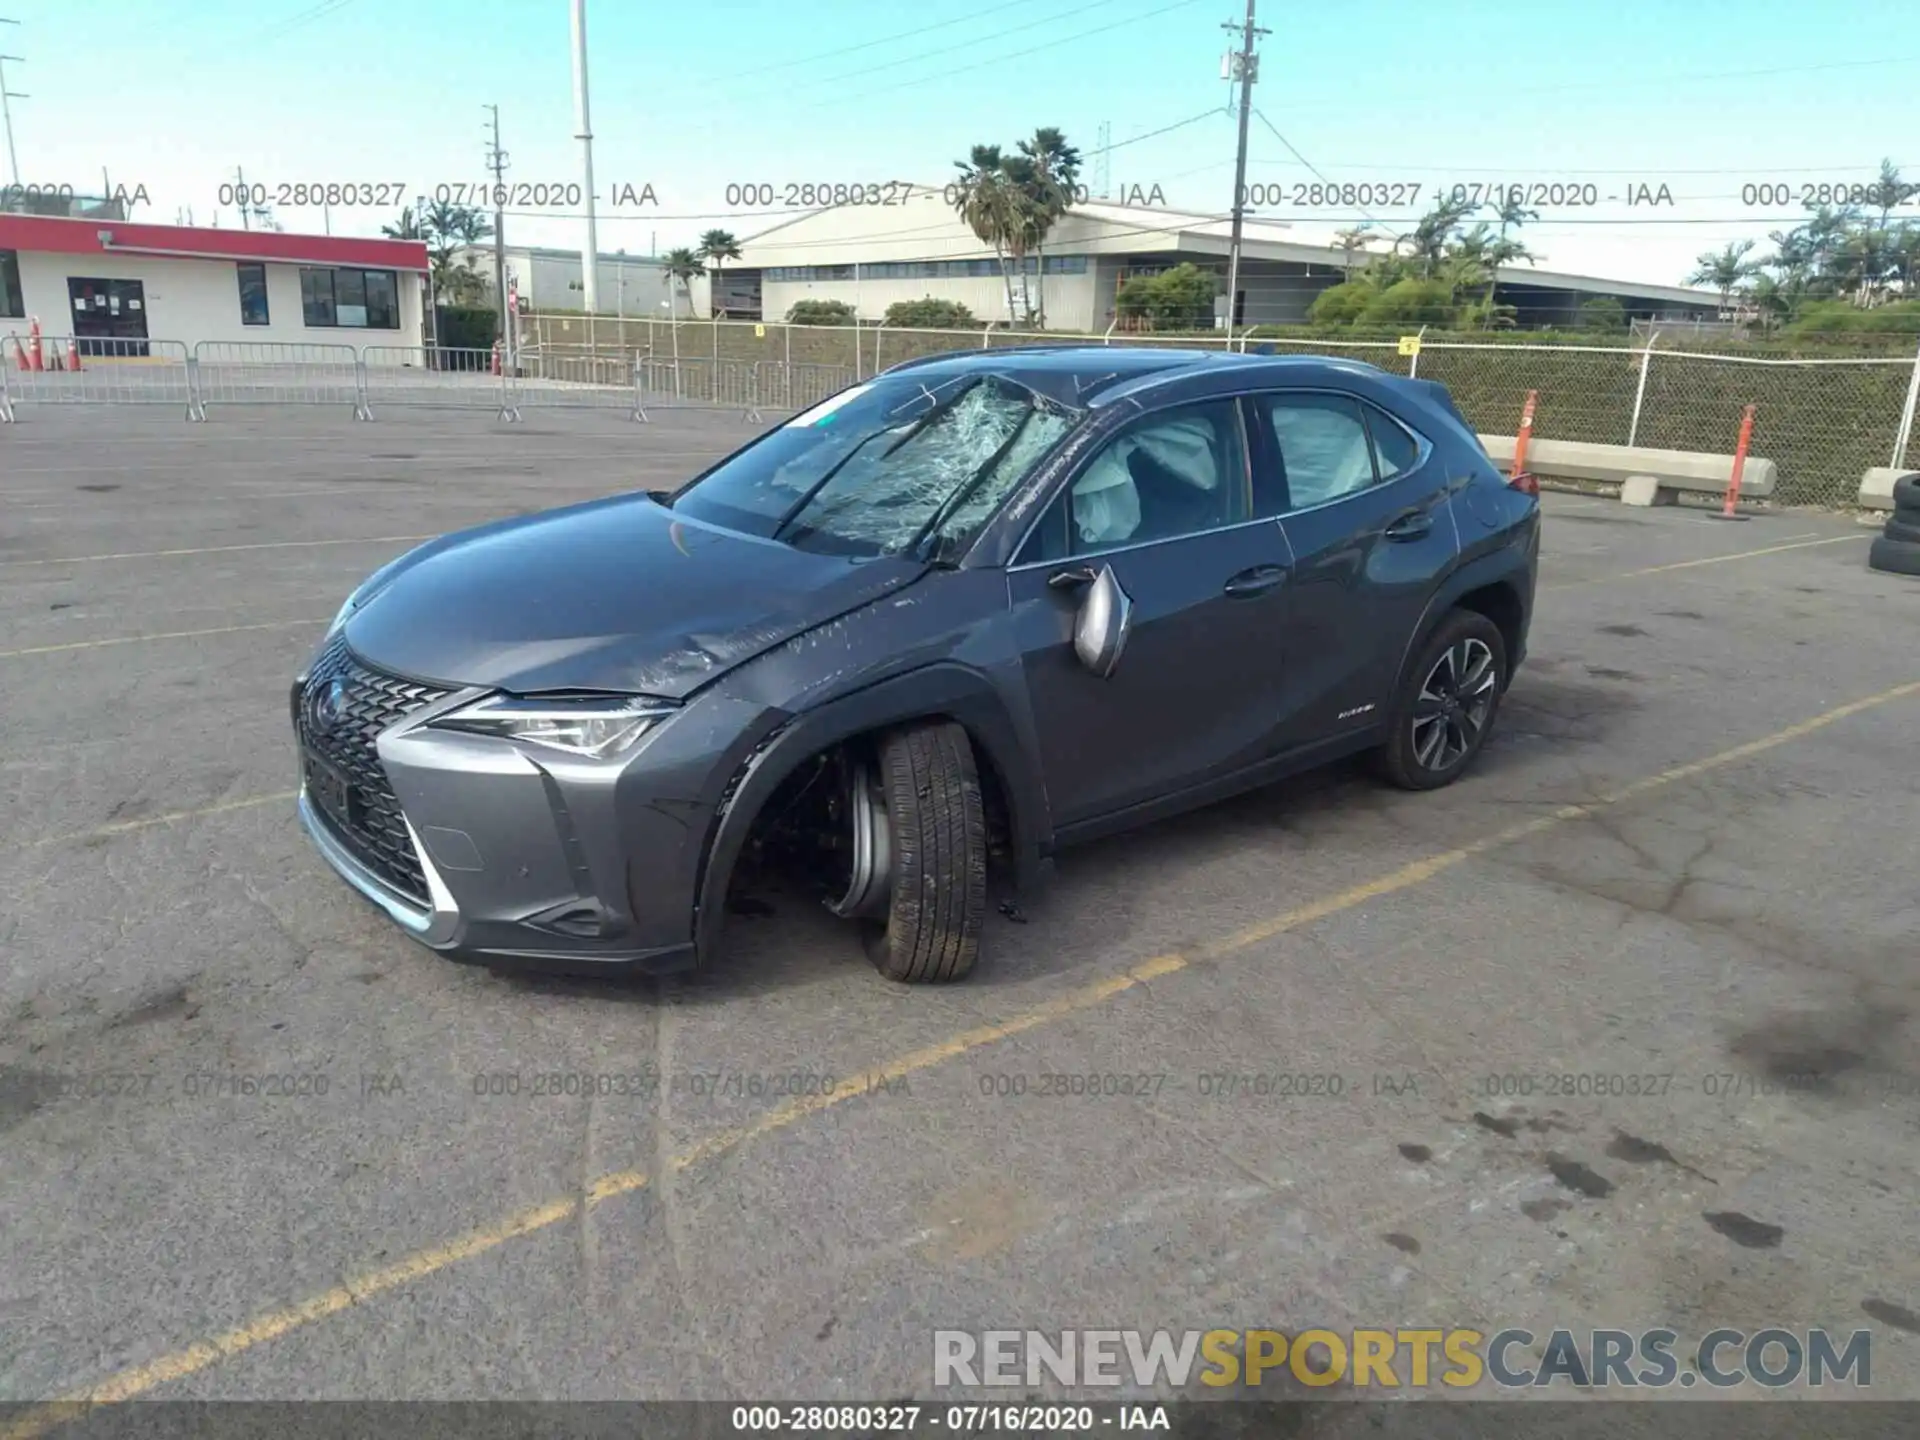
left=767, top=425, right=902, bottom=541
left=877, top=377, right=982, bottom=459
left=905, top=401, right=1041, bottom=562
left=768, top=380, right=981, bottom=543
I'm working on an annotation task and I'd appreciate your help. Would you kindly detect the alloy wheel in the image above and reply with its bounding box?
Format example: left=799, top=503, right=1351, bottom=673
left=1411, top=637, right=1498, bottom=772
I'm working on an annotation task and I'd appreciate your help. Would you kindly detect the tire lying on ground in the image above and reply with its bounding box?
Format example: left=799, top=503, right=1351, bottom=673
left=1893, top=473, right=1920, bottom=512
left=1868, top=534, right=1920, bottom=577
left=1883, top=514, right=1920, bottom=545
left=864, top=721, right=988, bottom=983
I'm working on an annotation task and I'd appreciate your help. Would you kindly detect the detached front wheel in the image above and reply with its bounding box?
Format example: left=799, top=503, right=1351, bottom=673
left=830, top=721, right=987, bottom=982
left=1376, top=610, right=1508, bottom=791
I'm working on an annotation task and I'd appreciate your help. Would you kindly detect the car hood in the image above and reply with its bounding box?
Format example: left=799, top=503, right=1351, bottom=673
left=340, top=494, right=927, bottom=698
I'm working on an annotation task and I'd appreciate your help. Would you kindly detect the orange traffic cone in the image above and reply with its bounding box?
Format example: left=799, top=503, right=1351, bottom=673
left=28, top=316, right=44, bottom=372
left=67, top=338, right=82, bottom=372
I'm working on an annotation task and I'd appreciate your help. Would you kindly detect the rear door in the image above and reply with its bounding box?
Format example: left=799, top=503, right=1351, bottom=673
left=1007, top=396, right=1295, bottom=829
left=1247, top=389, right=1460, bottom=750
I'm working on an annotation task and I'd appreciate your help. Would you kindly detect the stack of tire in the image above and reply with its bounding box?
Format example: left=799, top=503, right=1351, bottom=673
left=1871, top=475, right=1920, bottom=576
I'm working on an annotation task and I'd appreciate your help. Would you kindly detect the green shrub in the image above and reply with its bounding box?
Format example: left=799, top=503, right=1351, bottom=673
left=1355, top=278, right=1457, bottom=328
left=1306, top=281, right=1376, bottom=328
left=786, top=299, right=857, bottom=326
left=884, top=297, right=978, bottom=328
left=1577, top=297, right=1628, bottom=333
left=1115, top=263, right=1219, bottom=331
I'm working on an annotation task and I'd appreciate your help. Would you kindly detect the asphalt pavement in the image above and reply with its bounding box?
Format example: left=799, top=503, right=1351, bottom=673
left=1, top=407, right=1917, bottom=1424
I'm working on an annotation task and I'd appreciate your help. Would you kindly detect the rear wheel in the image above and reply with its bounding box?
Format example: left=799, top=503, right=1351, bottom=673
left=830, top=722, right=987, bottom=983
left=1375, top=611, right=1508, bottom=791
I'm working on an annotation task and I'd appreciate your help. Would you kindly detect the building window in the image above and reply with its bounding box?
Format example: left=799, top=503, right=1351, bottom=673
left=237, top=263, right=270, bottom=326
left=298, top=266, right=400, bottom=328
left=0, top=249, right=22, bottom=319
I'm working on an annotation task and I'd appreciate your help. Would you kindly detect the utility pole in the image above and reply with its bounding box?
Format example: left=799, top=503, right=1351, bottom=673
left=1093, top=120, right=1112, bottom=200
left=236, top=165, right=251, bottom=230
left=0, top=18, right=26, bottom=190
left=1221, top=0, right=1268, bottom=332
left=570, top=0, right=599, bottom=315
left=484, top=104, right=512, bottom=367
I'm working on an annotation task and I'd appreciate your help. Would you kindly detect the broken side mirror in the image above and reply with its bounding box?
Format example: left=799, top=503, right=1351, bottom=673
left=1072, top=564, right=1133, bottom=679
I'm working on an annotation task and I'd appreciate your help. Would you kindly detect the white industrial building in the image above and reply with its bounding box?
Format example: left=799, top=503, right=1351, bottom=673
left=721, top=186, right=1721, bottom=331
left=0, top=213, right=429, bottom=351
left=453, top=243, right=726, bottom=320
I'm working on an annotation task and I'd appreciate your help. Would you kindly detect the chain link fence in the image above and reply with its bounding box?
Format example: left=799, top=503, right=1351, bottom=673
left=6, top=320, right=1918, bottom=507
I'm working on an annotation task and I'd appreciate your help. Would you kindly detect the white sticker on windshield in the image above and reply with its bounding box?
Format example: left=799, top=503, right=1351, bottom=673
left=784, top=384, right=874, bottom=428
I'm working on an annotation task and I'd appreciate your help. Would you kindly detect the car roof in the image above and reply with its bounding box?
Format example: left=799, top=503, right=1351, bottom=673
left=878, top=345, right=1390, bottom=408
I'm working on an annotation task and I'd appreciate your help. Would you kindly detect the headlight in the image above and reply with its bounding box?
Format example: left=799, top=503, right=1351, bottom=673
left=427, top=693, right=678, bottom=759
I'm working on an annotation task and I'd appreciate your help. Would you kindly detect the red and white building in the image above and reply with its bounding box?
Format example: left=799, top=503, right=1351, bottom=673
left=0, top=214, right=430, bottom=350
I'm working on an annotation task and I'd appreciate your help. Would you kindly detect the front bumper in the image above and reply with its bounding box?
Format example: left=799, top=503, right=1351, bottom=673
left=291, top=662, right=702, bottom=978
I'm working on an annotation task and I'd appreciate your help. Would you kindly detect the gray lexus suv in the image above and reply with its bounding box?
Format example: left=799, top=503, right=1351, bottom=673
left=292, top=347, right=1538, bottom=984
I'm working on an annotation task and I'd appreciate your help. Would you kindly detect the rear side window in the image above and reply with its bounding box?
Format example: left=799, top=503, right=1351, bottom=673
left=1261, top=393, right=1378, bottom=509
left=1366, top=407, right=1424, bottom=479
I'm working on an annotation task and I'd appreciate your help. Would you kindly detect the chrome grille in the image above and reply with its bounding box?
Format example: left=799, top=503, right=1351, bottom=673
left=295, top=635, right=451, bottom=906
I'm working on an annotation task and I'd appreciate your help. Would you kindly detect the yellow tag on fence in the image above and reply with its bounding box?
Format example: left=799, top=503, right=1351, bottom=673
left=1398, top=335, right=1421, bottom=357
left=755, top=324, right=766, bottom=337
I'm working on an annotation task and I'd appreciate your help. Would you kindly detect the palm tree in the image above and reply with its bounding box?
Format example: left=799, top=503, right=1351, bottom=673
left=1867, top=159, right=1906, bottom=231
left=1687, top=240, right=1760, bottom=316
left=1016, top=127, right=1082, bottom=327
left=697, top=229, right=742, bottom=318
left=1397, top=193, right=1478, bottom=279
left=1472, top=201, right=1539, bottom=329
left=952, top=145, right=1022, bottom=323
left=381, top=206, right=424, bottom=241
left=660, top=247, right=706, bottom=319
left=1332, top=225, right=1375, bottom=280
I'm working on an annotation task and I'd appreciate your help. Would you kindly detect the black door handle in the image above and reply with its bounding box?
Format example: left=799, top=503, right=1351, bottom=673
left=1223, top=564, right=1288, bottom=598
left=1383, top=509, right=1434, bottom=541
left=1047, top=566, right=1099, bottom=591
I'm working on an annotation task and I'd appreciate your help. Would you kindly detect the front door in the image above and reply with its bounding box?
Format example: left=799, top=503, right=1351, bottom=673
left=1008, top=397, right=1294, bottom=830
left=1246, top=389, right=1461, bottom=748
left=67, top=277, right=150, bottom=357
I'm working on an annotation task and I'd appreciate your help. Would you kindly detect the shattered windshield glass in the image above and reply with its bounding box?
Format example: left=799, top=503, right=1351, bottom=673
left=667, top=372, right=1080, bottom=559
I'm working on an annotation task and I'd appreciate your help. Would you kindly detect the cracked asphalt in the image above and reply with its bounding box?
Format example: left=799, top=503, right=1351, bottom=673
left=2, top=407, right=1918, bottom=1422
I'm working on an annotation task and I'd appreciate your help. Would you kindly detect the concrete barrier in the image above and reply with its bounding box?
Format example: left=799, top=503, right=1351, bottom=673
left=1478, top=434, right=1777, bottom=501
left=1856, top=467, right=1916, bottom=510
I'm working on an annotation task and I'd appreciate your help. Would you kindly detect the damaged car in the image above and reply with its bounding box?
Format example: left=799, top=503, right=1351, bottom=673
left=291, top=347, right=1539, bottom=983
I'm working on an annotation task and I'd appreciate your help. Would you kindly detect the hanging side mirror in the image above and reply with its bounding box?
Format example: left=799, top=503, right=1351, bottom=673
left=1072, top=564, right=1133, bottom=679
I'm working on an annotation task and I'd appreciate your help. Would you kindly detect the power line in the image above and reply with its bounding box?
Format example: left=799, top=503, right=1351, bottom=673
left=793, top=0, right=1212, bottom=110
left=722, top=0, right=1037, bottom=82
left=252, top=0, right=359, bottom=45
left=797, top=0, right=1148, bottom=91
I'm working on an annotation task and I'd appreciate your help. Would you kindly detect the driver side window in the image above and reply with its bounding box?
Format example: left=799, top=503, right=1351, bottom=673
left=1019, top=399, right=1248, bottom=563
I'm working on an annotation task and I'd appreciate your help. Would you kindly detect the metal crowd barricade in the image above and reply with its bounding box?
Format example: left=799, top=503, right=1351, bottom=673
left=1, top=334, right=195, bottom=416
left=361, top=345, right=514, bottom=420
left=757, top=360, right=859, bottom=415
left=635, top=358, right=764, bottom=422
left=189, top=341, right=367, bottom=420
left=511, top=348, right=645, bottom=420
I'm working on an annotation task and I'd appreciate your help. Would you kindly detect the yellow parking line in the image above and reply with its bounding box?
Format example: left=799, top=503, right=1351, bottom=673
left=1542, top=532, right=1860, bottom=591
left=9, top=676, right=1918, bottom=1429
left=0, top=619, right=321, bottom=660
left=0, top=536, right=433, bottom=568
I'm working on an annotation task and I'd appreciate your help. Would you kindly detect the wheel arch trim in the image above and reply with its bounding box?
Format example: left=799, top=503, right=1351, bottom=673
left=691, top=663, right=1045, bottom=967
left=1388, top=549, right=1533, bottom=702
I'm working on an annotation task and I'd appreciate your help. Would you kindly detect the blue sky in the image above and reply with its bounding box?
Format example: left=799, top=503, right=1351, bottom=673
left=7, top=0, right=1919, bottom=287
